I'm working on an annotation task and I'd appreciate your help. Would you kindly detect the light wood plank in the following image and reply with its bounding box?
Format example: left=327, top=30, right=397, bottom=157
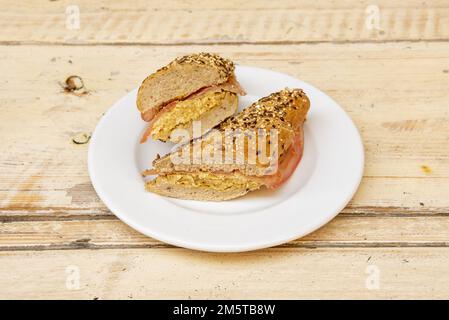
left=0, top=43, right=448, bottom=215
left=1, top=247, right=449, bottom=299
left=1, top=0, right=448, bottom=44
left=0, top=216, right=448, bottom=250
left=0, top=1, right=447, bottom=300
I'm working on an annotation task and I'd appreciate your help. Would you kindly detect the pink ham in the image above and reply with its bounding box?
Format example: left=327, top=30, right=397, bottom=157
left=141, top=77, right=246, bottom=122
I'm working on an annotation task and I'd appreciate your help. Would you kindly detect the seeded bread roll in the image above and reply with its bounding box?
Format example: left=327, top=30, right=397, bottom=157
left=141, top=91, right=238, bottom=143
left=143, top=89, right=310, bottom=201
left=137, top=52, right=235, bottom=117
left=153, top=88, right=309, bottom=175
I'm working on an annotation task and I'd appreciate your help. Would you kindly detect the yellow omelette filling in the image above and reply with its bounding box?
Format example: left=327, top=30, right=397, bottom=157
left=151, top=91, right=234, bottom=140
left=155, top=172, right=262, bottom=191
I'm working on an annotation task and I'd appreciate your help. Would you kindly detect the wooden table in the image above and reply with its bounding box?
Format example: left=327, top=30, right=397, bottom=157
left=0, top=0, right=448, bottom=299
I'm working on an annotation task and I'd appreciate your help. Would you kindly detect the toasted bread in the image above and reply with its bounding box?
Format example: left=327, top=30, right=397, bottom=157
left=146, top=171, right=262, bottom=201
left=137, top=53, right=235, bottom=116
left=144, top=89, right=310, bottom=201
left=137, top=53, right=245, bottom=143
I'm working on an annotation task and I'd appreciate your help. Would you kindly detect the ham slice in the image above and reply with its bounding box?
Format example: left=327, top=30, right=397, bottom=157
left=142, top=168, right=158, bottom=177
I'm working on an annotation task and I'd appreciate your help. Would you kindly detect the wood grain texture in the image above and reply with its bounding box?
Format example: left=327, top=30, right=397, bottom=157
left=0, top=43, right=448, bottom=216
left=1, top=247, right=449, bottom=299
left=1, top=0, right=448, bottom=45
left=1, top=0, right=449, bottom=299
left=1, top=216, right=449, bottom=251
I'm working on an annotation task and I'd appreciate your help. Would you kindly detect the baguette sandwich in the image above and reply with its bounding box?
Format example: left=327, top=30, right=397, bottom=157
left=137, top=53, right=246, bottom=143
left=143, top=88, right=310, bottom=201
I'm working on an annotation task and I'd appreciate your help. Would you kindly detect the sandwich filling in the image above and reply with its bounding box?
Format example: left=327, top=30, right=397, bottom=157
left=141, top=76, right=245, bottom=122
left=141, top=91, right=237, bottom=143
left=148, top=172, right=263, bottom=192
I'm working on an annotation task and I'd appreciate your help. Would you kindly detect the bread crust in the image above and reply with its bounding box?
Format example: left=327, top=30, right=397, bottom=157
left=143, top=90, right=238, bottom=142
left=146, top=181, right=251, bottom=201
left=137, top=53, right=235, bottom=115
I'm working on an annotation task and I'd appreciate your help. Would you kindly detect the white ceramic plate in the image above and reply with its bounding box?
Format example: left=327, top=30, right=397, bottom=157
left=88, top=65, right=364, bottom=252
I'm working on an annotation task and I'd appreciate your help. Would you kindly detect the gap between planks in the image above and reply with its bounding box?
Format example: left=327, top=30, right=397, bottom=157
left=2, top=214, right=449, bottom=251
left=2, top=242, right=449, bottom=252
left=1, top=39, right=449, bottom=47
left=1, top=206, right=449, bottom=222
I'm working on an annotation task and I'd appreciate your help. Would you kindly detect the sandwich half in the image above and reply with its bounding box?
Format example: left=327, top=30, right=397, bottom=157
left=137, top=52, right=246, bottom=143
left=143, top=88, right=310, bottom=201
